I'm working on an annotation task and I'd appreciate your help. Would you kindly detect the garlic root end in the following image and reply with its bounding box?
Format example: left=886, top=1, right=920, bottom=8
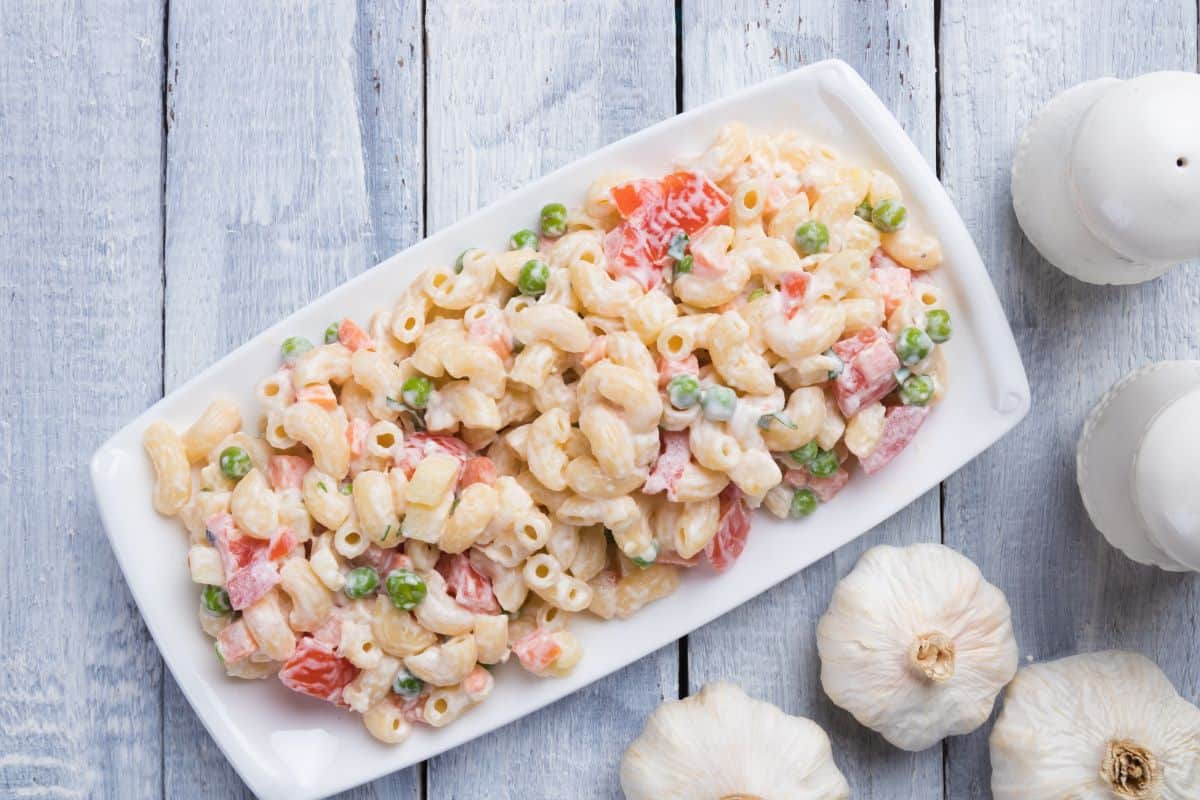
left=909, top=631, right=956, bottom=682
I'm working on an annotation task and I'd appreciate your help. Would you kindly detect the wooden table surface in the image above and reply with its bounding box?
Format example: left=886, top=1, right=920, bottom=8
left=3, top=1, right=1198, bottom=797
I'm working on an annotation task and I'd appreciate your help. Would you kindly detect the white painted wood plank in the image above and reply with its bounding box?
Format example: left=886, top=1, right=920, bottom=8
left=939, top=1, right=1200, bottom=795
left=681, top=3, right=943, bottom=798
left=423, top=1, right=678, bottom=796
left=0, top=1, right=166, bottom=797
left=162, top=2, right=422, bottom=796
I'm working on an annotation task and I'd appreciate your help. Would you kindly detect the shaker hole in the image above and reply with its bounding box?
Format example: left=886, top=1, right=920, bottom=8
left=1177, top=157, right=1188, bottom=168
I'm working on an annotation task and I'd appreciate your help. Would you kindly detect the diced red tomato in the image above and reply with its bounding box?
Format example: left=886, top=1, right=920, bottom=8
left=870, top=249, right=913, bottom=316
left=436, top=553, right=500, bottom=614
left=660, top=172, right=731, bottom=234
left=206, top=513, right=267, bottom=577
left=656, top=550, right=702, bottom=568
left=216, top=620, right=258, bottom=664
left=512, top=627, right=562, bottom=674
left=225, top=560, right=281, bottom=610
left=780, top=271, right=812, bottom=320
left=786, top=467, right=850, bottom=502
left=310, top=613, right=342, bottom=648
left=337, top=318, right=374, bottom=352
left=643, top=431, right=690, bottom=500
left=395, top=432, right=476, bottom=476
left=346, top=417, right=370, bottom=460
left=603, top=224, right=661, bottom=291
left=833, top=327, right=901, bottom=417
left=580, top=335, right=608, bottom=369
left=610, top=178, right=663, bottom=218
left=356, top=544, right=398, bottom=577
left=296, top=383, right=338, bottom=411
left=705, top=484, right=750, bottom=572
left=657, top=353, right=699, bottom=390
left=267, top=527, right=298, bottom=561
left=860, top=406, right=931, bottom=475
left=603, top=171, right=730, bottom=290
left=460, top=456, right=497, bottom=488
left=399, top=693, right=429, bottom=725
left=462, top=665, right=494, bottom=702
left=278, top=636, right=359, bottom=706
left=466, top=307, right=513, bottom=360
left=268, top=454, right=312, bottom=491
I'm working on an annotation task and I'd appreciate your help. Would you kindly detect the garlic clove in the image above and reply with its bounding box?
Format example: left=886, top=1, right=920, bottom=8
left=619, top=682, right=850, bottom=800
left=990, top=651, right=1200, bottom=800
left=816, top=543, right=1018, bottom=752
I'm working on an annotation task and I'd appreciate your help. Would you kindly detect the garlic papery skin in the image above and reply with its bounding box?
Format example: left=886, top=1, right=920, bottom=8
left=619, top=682, right=850, bottom=800
left=990, top=651, right=1200, bottom=800
left=815, top=543, right=1018, bottom=751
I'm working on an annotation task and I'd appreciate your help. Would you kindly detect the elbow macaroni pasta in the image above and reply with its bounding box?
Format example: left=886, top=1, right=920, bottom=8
left=142, top=123, right=950, bottom=743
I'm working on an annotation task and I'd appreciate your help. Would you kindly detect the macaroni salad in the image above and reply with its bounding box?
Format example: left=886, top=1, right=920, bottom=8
left=143, top=123, right=952, bottom=743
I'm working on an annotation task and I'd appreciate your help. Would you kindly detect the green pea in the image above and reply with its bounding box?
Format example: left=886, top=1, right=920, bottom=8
left=748, top=288, right=768, bottom=302
left=518, top=259, right=550, bottom=296
left=925, top=309, right=952, bottom=343
left=339, top=482, right=353, bottom=495
left=539, top=203, right=568, bottom=239
left=324, top=322, right=340, bottom=344
left=630, top=541, right=659, bottom=569
left=807, top=449, right=840, bottom=479
left=854, top=198, right=873, bottom=221
left=386, top=569, right=428, bottom=610
left=900, top=374, right=935, bottom=406
left=281, top=335, right=314, bottom=365
left=790, top=441, right=819, bottom=465
left=790, top=488, right=819, bottom=518
left=667, top=374, right=701, bottom=409
left=701, top=385, right=737, bottom=422
left=392, top=669, right=425, bottom=698
left=667, top=231, right=689, bottom=261
left=510, top=228, right=539, bottom=250
left=202, top=585, right=232, bottom=616
left=871, top=198, right=908, bottom=232
left=794, top=220, right=829, bottom=255
left=401, top=375, right=432, bottom=409
left=674, top=254, right=694, bottom=277
left=896, top=326, right=933, bottom=366
left=219, top=446, right=252, bottom=480
left=344, top=567, right=380, bottom=599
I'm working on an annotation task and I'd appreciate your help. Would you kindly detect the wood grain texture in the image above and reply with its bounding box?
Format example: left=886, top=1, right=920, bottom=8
left=0, top=1, right=166, bottom=797
left=939, top=0, right=1200, bottom=796
left=681, top=2, right=943, bottom=797
left=162, top=2, right=422, bottom=796
left=423, top=1, right=678, bottom=797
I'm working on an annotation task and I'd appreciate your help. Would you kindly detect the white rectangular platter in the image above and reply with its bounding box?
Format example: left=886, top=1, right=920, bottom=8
left=90, top=59, right=1030, bottom=800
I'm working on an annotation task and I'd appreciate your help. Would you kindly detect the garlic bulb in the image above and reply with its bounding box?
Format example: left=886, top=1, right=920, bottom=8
left=815, top=543, right=1018, bottom=751
left=620, top=682, right=850, bottom=800
left=990, top=651, right=1200, bottom=799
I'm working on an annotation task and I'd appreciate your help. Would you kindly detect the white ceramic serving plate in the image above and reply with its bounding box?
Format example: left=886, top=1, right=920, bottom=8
left=91, top=59, right=1029, bottom=799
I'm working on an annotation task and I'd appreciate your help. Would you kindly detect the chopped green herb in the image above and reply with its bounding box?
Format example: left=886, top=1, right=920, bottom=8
left=748, top=288, right=768, bottom=302
left=667, top=231, right=689, bottom=261
left=317, top=481, right=328, bottom=492
left=758, top=411, right=797, bottom=430
left=673, top=253, right=694, bottom=278
left=339, top=483, right=353, bottom=496
left=324, top=323, right=340, bottom=344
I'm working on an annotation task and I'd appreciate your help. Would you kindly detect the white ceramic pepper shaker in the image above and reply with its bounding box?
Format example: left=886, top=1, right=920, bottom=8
left=1078, top=361, right=1200, bottom=571
left=1012, top=72, right=1200, bottom=284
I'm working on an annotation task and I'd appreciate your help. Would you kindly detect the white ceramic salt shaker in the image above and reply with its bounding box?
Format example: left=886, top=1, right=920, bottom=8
left=1013, top=71, right=1200, bottom=284
left=1078, top=361, right=1200, bottom=571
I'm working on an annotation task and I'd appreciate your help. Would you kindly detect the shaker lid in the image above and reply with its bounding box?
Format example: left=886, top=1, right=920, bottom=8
left=1134, top=387, right=1200, bottom=571
left=1072, top=71, right=1200, bottom=264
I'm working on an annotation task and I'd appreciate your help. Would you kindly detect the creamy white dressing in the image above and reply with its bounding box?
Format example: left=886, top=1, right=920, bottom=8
left=727, top=389, right=786, bottom=452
